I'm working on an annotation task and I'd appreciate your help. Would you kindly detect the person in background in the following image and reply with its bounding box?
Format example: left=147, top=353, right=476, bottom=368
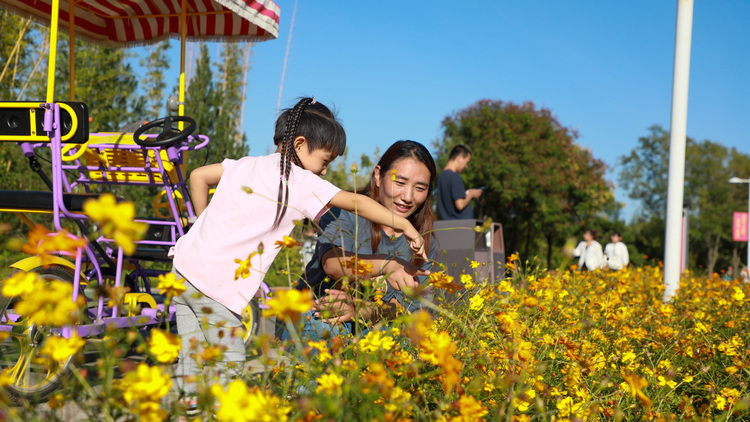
left=436, top=144, right=482, bottom=220
left=573, top=229, right=604, bottom=271
left=603, top=231, right=630, bottom=270
left=723, top=265, right=734, bottom=281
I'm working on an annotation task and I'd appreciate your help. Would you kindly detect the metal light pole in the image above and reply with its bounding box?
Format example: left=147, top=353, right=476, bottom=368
left=729, top=176, right=750, bottom=275
left=663, top=0, right=694, bottom=301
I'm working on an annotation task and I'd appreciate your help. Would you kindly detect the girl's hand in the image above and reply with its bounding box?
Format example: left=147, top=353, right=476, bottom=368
left=404, top=226, right=429, bottom=261
left=381, top=258, right=429, bottom=292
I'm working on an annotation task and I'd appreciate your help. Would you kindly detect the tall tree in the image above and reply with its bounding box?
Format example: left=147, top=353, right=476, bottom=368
left=0, top=12, right=43, bottom=101
left=436, top=100, right=615, bottom=268
left=140, top=41, right=171, bottom=118
left=214, top=43, right=249, bottom=159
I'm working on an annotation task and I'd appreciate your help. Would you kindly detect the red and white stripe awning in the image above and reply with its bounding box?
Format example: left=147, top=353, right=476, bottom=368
left=0, top=0, right=279, bottom=47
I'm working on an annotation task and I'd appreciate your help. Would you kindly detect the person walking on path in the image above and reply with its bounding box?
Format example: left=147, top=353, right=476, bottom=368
left=603, top=231, right=630, bottom=270
left=574, top=229, right=604, bottom=271
left=436, top=144, right=483, bottom=220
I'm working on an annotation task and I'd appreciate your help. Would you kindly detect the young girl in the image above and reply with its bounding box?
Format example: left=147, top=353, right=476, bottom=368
left=170, top=97, right=426, bottom=400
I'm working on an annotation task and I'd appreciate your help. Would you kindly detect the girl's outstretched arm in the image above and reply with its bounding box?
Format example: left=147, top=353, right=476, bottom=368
left=189, top=163, right=223, bottom=216
left=327, top=191, right=428, bottom=260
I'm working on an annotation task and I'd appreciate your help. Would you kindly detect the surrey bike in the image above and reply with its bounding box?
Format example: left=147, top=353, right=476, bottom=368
left=0, top=0, right=279, bottom=402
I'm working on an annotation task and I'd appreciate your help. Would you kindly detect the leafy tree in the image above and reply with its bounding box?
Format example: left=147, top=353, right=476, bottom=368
left=435, top=100, right=615, bottom=268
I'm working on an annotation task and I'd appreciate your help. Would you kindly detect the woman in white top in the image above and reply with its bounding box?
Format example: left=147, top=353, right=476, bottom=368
left=574, top=229, right=604, bottom=271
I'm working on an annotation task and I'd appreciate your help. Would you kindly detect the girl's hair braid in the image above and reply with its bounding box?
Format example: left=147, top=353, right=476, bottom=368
left=273, top=97, right=314, bottom=229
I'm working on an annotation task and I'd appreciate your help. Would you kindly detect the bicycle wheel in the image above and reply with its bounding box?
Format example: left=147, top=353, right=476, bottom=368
left=242, top=299, right=261, bottom=344
left=0, top=265, right=80, bottom=404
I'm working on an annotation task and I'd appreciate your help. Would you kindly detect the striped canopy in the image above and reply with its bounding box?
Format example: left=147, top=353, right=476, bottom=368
left=0, top=0, right=279, bottom=47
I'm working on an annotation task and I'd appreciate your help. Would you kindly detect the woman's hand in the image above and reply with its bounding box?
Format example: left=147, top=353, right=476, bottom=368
left=381, top=257, right=429, bottom=292
left=313, top=289, right=374, bottom=324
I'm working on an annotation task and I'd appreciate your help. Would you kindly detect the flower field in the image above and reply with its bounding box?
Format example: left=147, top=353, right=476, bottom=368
left=2, top=252, right=750, bottom=420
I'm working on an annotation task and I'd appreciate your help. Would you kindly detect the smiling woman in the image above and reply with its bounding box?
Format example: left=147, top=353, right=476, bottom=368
left=287, top=140, right=438, bottom=345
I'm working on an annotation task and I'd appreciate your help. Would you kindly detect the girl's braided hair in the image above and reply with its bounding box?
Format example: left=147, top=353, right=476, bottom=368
left=272, top=97, right=346, bottom=229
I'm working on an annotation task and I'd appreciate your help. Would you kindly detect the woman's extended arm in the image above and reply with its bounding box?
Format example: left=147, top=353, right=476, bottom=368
left=189, top=163, right=223, bottom=216
left=327, top=191, right=428, bottom=260
left=320, top=248, right=429, bottom=291
left=313, top=289, right=402, bottom=324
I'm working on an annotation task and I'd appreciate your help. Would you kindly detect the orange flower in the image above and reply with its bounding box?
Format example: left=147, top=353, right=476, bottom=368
left=22, top=226, right=86, bottom=266
left=621, top=369, right=653, bottom=407
left=274, top=236, right=298, bottom=249
left=428, top=272, right=464, bottom=293
left=344, top=257, right=374, bottom=276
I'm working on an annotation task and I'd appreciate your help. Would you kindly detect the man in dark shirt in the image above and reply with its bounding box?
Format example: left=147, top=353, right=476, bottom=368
left=436, top=144, right=483, bottom=219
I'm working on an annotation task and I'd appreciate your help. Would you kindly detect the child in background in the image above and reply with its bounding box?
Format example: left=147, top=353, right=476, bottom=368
left=170, top=97, right=426, bottom=404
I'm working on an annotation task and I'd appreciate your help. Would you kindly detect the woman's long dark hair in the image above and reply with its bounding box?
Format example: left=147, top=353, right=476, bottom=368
left=272, top=97, right=346, bottom=229
left=358, top=140, right=436, bottom=262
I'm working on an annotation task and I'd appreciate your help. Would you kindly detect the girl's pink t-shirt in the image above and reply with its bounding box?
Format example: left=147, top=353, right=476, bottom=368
left=172, top=154, right=341, bottom=314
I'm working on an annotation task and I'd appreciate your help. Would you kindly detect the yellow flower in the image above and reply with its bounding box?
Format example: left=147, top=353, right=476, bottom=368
left=419, top=330, right=463, bottom=392
left=83, top=193, right=147, bottom=255
left=358, top=330, right=396, bottom=353
left=470, top=260, right=480, bottom=269
left=731, top=286, right=745, bottom=302
left=694, top=321, right=710, bottom=333
left=132, top=401, right=167, bottom=422
left=156, top=273, right=186, bottom=299
left=513, top=396, right=531, bottom=412
left=121, top=363, right=172, bottom=404
left=234, top=251, right=258, bottom=280
left=621, top=351, right=636, bottom=364
left=460, top=273, right=475, bottom=289
left=556, top=397, right=576, bottom=417
left=419, top=331, right=456, bottom=366
left=469, top=294, right=484, bottom=311
left=683, top=374, right=694, bottom=383
left=274, top=236, right=299, bottom=249
left=657, top=376, right=677, bottom=389
left=15, top=280, right=78, bottom=326
left=316, top=373, right=344, bottom=395
left=508, top=253, right=520, bottom=262
left=263, top=289, right=312, bottom=323
left=307, top=340, right=332, bottom=362
left=1, top=271, right=42, bottom=298
left=40, top=335, right=86, bottom=362
left=450, top=395, right=488, bottom=421
left=514, top=340, right=534, bottom=362
left=148, top=329, right=180, bottom=364
left=211, top=380, right=291, bottom=422
left=714, top=395, right=726, bottom=410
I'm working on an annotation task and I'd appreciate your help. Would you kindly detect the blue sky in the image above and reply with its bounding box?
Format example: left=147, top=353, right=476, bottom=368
left=159, top=1, right=750, bottom=221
